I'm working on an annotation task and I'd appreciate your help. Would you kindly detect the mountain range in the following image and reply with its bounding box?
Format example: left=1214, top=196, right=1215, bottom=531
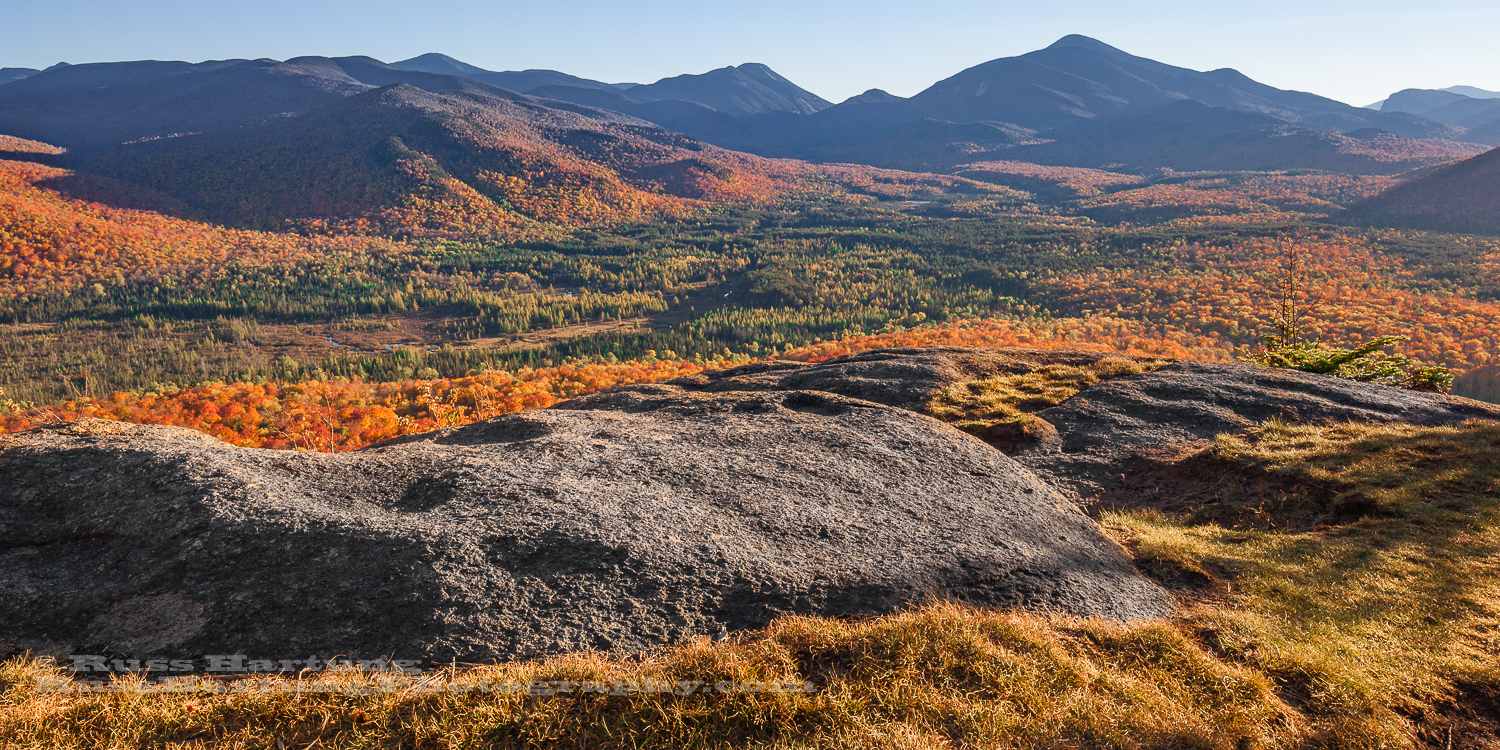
left=515, top=35, right=1482, bottom=173
left=1365, top=85, right=1500, bottom=109
left=0, top=55, right=635, bottom=151
left=1374, top=85, right=1500, bottom=146
left=3, top=38, right=1486, bottom=164
left=391, top=53, right=831, bottom=117
left=1, top=37, right=1495, bottom=234
left=390, top=53, right=639, bottom=95
left=0, top=68, right=39, bottom=86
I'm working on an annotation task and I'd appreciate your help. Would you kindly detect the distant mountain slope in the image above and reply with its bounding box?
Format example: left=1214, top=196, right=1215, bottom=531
left=391, top=53, right=635, bottom=94
left=898, top=35, right=1440, bottom=136
left=1377, top=87, right=1500, bottom=145
left=0, top=56, right=634, bottom=151
left=1443, top=86, right=1500, bottom=99
left=618, top=63, right=831, bottom=116
left=3, top=41, right=1485, bottom=195
left=1004, top=101, right=1483, bottom=176
left=0, top=58, right=367, bottom=149
left=0, top=68, right=39, bottom=85
left=0, top=53, right=999, bottom=240
left=0, top=153, right=403, bottom=298
left=76, top=83, right=801, bottom=236
left=1461, top=118, right=1500, bottom=147
left=1343, top=146, right=1500, bottom=234
left=1382, top=88, right=1473, bottom=116
left=1421, top=97, right=1500, bottom=129
left=389, top=52, right=491, bottom=77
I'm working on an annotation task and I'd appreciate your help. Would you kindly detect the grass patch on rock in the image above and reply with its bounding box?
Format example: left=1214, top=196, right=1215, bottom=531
left=920, top=356, right=1168, bottom=450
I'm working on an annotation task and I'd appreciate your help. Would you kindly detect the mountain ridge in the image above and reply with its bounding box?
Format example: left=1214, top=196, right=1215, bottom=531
left=0, top=55, right=668, bottom=152
left=391, top=52, right=637, bottom=94
left=568, top=35, right=1479, bottom=173
left=69, top=80, right=753, bottom=236
left=616, top=63, right=831, bottom=116
left=1, top=39, right=1491, bottom=210
left=0, top=68, right=39, bottom=85
left=1378, top=86, right=1500, bottom=145
left=1343, top=145, right=1500, bottom=234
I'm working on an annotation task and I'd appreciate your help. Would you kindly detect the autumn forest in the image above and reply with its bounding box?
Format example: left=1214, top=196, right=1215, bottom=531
left=3, top=95, right=1500, bottom=450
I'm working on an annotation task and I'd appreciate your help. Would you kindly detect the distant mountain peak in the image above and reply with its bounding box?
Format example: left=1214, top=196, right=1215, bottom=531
left=1381, top=88, right=1473, bottom=116
left=0, top=67, right=41, bottom=85
left=1441, top=85, right=1500, bottom=100
left=615, top=62, right=831, bottom=116
left=391, top=53, right=491, bottom=77
left=735, top=63, right=802, bottom=89
left=1045, top=35, right=1125, bottom=54
left=1204, top=68, right=1253, bottom=83
left=844, top=89, right=904, bottom=105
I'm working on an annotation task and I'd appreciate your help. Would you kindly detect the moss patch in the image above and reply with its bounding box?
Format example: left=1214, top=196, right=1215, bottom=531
left=921, top=356, right=1169, bottom=447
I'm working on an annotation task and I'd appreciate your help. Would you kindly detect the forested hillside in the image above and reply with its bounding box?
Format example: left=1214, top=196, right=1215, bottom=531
left=1344, top=145, right=1500, bottom=234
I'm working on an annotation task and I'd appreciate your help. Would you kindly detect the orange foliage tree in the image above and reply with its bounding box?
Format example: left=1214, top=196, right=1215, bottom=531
left=0, top=318, right=1231, bottom=449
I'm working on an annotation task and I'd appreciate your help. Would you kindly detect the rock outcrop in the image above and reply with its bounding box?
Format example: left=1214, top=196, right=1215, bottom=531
left=5, top=346, right=1496, bottom=666
left=668, top=346, right=1144, bottom=407
left=0, top=382, right=1170, bottom=665
left=687, top=348, right=1500, bottom=500
left=1017, top=361, right=1500, bottom=500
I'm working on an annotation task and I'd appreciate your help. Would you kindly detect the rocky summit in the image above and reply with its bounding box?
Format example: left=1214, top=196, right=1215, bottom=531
left=3, top=346, right=1497, bottom=667
left=679, top=347, right=1500, bottom=500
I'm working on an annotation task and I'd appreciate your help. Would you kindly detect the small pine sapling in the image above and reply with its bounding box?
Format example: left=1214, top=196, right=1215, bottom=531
left=1239, top=243, right=1454, bottom=392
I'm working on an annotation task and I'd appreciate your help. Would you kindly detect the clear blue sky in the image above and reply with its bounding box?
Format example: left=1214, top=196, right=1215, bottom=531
left=6, top=0, right=1499, bottom=106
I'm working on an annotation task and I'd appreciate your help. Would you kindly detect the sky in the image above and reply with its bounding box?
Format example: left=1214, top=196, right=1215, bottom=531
left=6, top=0, right=1499, bottom=107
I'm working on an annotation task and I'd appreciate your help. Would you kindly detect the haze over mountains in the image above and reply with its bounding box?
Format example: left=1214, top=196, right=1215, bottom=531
left=0, top=55, right=649, bottom=150
left=391, top=53, right=832, bottom=118
left=1366, top=86, right=1500, bottom=109
left=390, top=53, right=639, bottom=96
left=0, top=68, right=40, bottom=86
left=500, top=35, right=1485, bottom=173
left=1373, top=85, right=1500, bottom=147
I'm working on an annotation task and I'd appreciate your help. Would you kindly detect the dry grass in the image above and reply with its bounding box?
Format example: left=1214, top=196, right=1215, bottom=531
left=1112, top=419, right=1500, bottom=747
left=2, top=419, right=1497, bottom=749
left=0, top=609, right=1287, bottom=750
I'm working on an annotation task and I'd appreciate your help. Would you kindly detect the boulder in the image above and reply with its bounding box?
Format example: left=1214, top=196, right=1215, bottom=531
left=12, top=346, right=1488, bottom=666
left=0, top=385, right=1171, bottom=665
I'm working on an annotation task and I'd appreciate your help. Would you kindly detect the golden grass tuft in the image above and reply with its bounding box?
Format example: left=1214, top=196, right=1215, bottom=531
left=0, top=606, right=1288, bottom=750
left=921, top=357, right=1168, bottom=444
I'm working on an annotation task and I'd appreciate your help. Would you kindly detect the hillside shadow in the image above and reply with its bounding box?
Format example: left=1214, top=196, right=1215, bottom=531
left=32, top=172, right=201, bottom=219
left=0, top=150, right=68, bottom=167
